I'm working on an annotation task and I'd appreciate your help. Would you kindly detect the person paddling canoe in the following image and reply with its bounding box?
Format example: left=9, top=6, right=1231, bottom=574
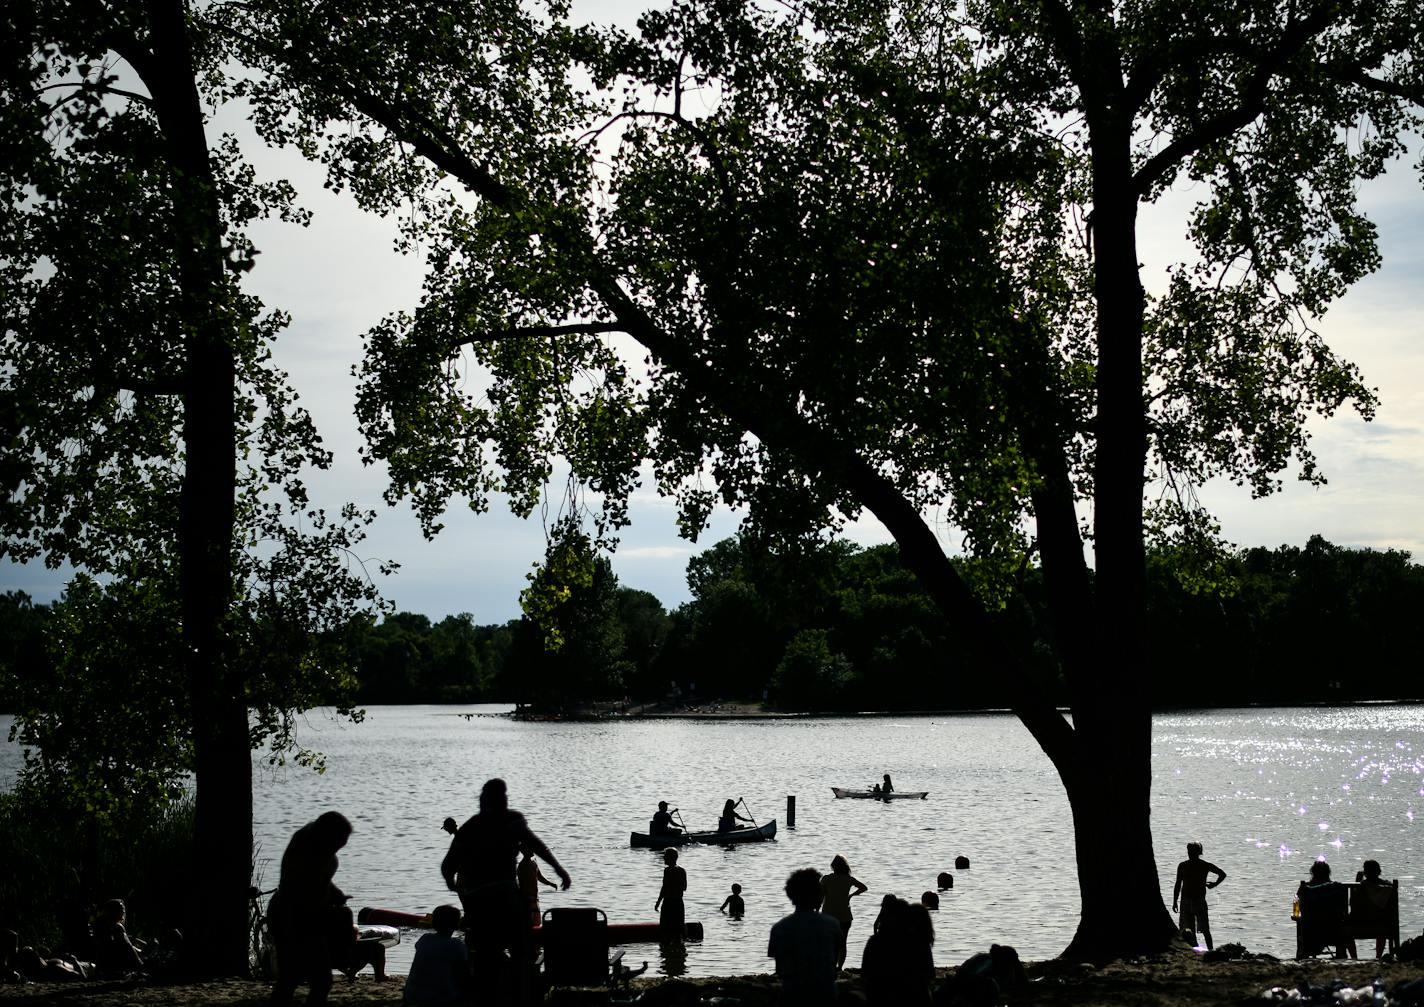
left=718, top=799, right=753, bottom=833
left=651, top=801, right=682, bottom=836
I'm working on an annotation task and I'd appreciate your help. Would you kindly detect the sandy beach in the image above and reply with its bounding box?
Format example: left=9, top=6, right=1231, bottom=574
left=4, top=950, right=1422, bottom=1006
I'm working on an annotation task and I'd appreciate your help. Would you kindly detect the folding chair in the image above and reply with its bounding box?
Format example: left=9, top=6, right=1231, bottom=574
left=540, top=908, right=645, bottom=988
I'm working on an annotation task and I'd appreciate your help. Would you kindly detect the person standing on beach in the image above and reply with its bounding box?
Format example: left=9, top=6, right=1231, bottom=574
left=1172, top=841, right=1225, bottom=950
left=269, top=811, right=353, bottom=1007
left=769, top=868, right=842, bottom=1006
left=820, top=855, right=868, bottom=970
left=442, top=779, right=570, bottom=1006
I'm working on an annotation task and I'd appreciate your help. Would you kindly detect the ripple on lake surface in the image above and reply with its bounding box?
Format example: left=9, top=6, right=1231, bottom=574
left=2, top=705, right=1420, bottom=977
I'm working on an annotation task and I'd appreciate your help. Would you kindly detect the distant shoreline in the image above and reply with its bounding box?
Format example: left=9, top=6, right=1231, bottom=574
left=503, top=697, right=1424, bottom=722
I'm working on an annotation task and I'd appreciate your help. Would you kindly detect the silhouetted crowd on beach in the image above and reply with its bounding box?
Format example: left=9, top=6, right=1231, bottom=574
left=5, top=786, right=1417, bottom=1007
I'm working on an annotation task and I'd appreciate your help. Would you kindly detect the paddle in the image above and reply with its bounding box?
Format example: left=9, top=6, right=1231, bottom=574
left=738, top=796, right=759, bottom=832
left=673, top=808, right=689, bottom=833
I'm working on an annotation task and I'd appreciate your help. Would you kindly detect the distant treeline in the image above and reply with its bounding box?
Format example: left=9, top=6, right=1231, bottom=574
left=3, top=534, right=1421, bottom=713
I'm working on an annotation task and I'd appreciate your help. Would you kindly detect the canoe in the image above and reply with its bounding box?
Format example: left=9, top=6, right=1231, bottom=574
left=831, top=787, right=928, bottom=799
left=357, top=907, right=703, bottom=944
left=628, top=818, right=777, bottom=848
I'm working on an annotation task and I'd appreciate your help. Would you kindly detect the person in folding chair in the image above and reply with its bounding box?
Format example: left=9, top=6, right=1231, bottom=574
left=1296, top=860, right=1348, bottom=959
left=442, top=779, right=571, bottom=1006
left=1348, top=860, right=1395, bottom=959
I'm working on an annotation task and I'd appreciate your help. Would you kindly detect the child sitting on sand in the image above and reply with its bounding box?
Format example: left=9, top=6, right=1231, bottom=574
left=92, top=898, right=144, bottom=977
left=720, top=884, right=745, bottom=919
left=402, top=905, right=468, bottom=1007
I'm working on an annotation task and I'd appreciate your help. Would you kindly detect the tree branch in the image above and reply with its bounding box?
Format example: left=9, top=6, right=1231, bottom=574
left=1322, top=64, right=1424, bottom=106
left=585, top=269, right=1077, bottom=762
left=1035, top=0, right=1088, bottom=87
left=284, top=50, right=1076, bottom=765
left=1132, top=6, right=1338, bottom=196
left=453, top=322, right=626, bottom=348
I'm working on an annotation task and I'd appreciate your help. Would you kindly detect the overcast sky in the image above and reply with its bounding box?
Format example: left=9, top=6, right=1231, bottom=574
left=3, top=23, right=1421, bottom=625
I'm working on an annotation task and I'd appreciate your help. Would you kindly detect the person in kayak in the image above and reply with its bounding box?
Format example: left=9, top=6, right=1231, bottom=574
left=650, top=801, right=682, bottom=836
left=882, top=774, right=894, bottom=794
left=718, top=799, right=753, bottom=833
left=442, top=779, right=570, bottom=1006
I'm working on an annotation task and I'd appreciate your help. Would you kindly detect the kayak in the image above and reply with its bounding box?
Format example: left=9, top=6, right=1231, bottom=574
left=629, top=818, right=777, bottom=848
left=831, top=787, right=928, bottom=799
left=357, top=907, right=703, bottom=944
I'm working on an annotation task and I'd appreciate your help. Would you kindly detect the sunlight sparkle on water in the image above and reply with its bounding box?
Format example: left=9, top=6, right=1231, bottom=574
left=1279, top=843, right=1294, bottom=857
left=1318, top=821, right=1330, bottom=830
left=1299, top=806, right=1308, bottom=815
left=1330, top=837, right=1343, bottom=848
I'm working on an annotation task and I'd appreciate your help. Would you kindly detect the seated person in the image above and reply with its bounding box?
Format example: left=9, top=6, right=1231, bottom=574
left=940, top=944, right=1028, bottom=1007
left=718, top=798, right=752, bottom=833
left=340, top=929, right=389, bottom=981
left=861, top=896, right=934, bottom=1006
left=91, top=898, right=144, bottom=977
left=14, top=946, right=87, bottom=981
left=1297, top=861, right=1348, bottom=958
left=2, top=929, right=21, bottom=983
left=769, top=868, right=842, bottom=1006
left=650, top=801, right=682, bottom=836
left=1349, top=859, right=1395, bottom=959
left=403, top=905, right=468, bottom=1006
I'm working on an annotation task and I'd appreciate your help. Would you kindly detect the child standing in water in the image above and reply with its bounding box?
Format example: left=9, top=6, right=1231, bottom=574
left=720, top=884, right=745, bottom=919
left=517, top=843, right=557, bottom=926
left=654, top=848, right=687, bottom=938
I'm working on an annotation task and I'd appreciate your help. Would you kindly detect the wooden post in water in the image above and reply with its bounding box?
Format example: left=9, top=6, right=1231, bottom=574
left=787, top=795, right=796, bottom=829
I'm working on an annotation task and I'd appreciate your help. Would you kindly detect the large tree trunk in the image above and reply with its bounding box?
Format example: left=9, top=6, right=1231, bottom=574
left=144, top=0, right=252, bottom=975
left=1047, top=95, right=1177, bottom=959
left=1058, top=705, right=1178, bottom=959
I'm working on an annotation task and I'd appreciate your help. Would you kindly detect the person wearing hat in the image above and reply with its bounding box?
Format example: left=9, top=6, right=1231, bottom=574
left=650, top=801, right=682, bottom=836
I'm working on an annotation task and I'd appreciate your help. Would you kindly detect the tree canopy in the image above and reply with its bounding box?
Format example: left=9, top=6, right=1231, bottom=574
left=227, top=0, right=1423, bottom=959
left=2, top=0, right=388, bottom=971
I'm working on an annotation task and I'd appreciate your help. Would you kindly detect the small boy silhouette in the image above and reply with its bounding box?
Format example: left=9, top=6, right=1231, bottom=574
left=720, top=884, right=745, bottom=918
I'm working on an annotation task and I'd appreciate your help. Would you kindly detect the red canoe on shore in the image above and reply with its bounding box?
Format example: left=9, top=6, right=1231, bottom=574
left=358, top=907, right=704, bottom=943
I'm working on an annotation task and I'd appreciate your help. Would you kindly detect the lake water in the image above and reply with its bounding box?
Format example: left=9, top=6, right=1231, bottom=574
left=2, top=705, right=1420, bottom=978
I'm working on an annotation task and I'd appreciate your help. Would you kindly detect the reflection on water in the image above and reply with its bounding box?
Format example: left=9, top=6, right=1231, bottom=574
left=658, top=938, right=688, bottom=978
left=1, top=705, right=1419, bottom=977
